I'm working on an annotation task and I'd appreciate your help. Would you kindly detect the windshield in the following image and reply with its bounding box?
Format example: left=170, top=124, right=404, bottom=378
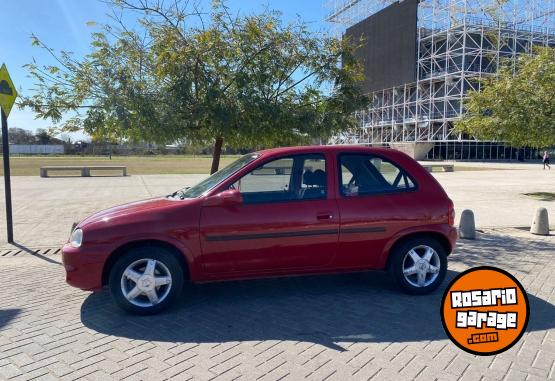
left=172, top=153, right=259, bottom=199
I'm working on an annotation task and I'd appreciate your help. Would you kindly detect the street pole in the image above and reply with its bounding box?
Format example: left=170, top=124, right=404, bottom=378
left=1, top=108, right=13, bottom=243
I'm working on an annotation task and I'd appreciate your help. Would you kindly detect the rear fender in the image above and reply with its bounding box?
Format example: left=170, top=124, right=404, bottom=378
left=378, top=225, right=456, bottom=269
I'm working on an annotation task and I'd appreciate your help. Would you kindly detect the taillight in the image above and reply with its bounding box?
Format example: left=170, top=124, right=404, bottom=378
left=448, top=199, right=455, bottom=226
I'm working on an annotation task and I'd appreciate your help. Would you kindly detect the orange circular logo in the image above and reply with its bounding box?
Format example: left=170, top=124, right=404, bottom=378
left=440, top=266, right=529, bottom=356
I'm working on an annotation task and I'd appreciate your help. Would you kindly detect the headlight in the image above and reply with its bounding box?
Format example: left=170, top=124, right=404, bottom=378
left=69, top=228, right=83, bottom=248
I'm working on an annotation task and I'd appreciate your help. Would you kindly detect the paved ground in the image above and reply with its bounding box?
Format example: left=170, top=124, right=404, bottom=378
left=0, top=228, right=553, bottom=380
left=0, top=174, right=206, bottom=247
left=0, top=161, right=553, bottom=380
left=430, top=162, right=554, bottom=229
left=0, top=162, right=553, bottom=247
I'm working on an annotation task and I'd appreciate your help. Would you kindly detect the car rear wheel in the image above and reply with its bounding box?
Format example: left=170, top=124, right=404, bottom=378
left=109, top=246, right=184, bottom=315
left=389, top=237, right=447, bottom=295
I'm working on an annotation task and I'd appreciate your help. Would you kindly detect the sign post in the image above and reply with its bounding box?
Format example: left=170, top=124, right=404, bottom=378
left=0, top=64, right=18, bottom=243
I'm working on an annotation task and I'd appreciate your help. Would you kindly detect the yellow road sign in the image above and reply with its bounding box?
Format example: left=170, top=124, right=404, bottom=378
left=0, top=64, right=17, bottom=117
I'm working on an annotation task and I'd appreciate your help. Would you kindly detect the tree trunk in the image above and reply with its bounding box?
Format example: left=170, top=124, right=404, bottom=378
left=210, top=136, right=224, bottom=174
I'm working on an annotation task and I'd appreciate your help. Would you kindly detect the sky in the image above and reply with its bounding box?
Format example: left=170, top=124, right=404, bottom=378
left=0, top=0, right=328, bottom=139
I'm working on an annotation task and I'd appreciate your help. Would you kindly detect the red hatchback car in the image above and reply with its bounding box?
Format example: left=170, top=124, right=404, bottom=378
left=63, top=146, right=457, bottom=314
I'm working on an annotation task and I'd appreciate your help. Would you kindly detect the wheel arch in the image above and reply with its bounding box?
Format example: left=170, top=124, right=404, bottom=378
left=383, top=231, right=453, bottom=271
left=101, top=239, right=190, bottom=286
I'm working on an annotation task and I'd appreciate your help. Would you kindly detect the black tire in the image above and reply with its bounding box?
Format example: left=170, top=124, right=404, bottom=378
left=388, top=236, right=447, bottom=295
left=109, top=246, right=185, bottom=315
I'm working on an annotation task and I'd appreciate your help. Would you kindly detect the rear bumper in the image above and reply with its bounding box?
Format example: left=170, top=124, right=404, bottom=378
left=62, top=244, right=106, bottom=291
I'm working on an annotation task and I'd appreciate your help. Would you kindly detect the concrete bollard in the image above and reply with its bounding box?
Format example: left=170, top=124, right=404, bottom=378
left=459, top=209, right=476, bottom=240
left=530, top=207, right=550, bottom=236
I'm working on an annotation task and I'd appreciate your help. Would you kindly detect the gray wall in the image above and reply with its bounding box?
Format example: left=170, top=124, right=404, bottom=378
left=10, top=145, right=65, bottom=154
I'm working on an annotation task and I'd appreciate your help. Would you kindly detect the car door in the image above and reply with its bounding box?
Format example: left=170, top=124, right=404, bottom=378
left=335, top=153, right=420, bottom=269
left=199, top=153, right=339, bottom=275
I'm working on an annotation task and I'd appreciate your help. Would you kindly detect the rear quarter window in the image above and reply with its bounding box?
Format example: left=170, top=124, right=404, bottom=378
left=339, top=153, right=417, bottom=197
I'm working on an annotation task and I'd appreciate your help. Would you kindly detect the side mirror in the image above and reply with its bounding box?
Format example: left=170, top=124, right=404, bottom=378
left=203, top=189, right=243, bottom=207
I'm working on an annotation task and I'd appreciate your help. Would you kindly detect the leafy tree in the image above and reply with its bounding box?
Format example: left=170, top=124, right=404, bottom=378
left=456, top=47, right=555, bottom=148
left=21, top=0, right=368, bottom=173
left=5, top=128, right=35, bottom=144
left=35, top=128, right=53, bottom=144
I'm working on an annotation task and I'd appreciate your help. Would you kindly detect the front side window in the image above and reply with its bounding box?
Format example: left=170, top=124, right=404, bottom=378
left=232, top=154, right=327, bottom=204
left=298, top=156, right=327, bottom=200
left=339, top=154, right=416, bottom=197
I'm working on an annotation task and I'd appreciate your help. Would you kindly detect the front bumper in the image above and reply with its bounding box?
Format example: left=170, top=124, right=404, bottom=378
left=62, top=244, right=107, bottom=291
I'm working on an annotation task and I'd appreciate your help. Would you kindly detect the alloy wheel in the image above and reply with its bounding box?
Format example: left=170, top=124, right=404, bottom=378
left=120, top=258, right=173, bottom=307
left=401, top=245, right=441, bottom=288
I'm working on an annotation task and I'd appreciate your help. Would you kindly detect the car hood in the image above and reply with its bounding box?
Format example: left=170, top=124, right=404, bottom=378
left=78, top=197, right=183, bottom=228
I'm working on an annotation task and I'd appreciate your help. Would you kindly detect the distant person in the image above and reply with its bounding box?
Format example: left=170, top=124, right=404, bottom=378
left=543, top=151, right=551, bottom=170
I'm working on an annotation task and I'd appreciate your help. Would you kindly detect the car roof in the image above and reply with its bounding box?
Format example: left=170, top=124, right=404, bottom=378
left=257, top=145, right=395, bottom=157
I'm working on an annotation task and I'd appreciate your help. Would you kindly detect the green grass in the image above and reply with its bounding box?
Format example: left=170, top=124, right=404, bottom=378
left=523, top=192, right=555, bottom=201
left=0, top=155, right=242, bottom=176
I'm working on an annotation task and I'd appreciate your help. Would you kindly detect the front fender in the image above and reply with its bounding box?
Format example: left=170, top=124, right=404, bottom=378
left=104, top=232, right=203, bottom=282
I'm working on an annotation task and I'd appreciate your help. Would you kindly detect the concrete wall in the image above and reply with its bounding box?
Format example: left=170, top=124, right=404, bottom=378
left=9, top=145, right=65, bottom=154
left=390, top=142, right=434, bottom=160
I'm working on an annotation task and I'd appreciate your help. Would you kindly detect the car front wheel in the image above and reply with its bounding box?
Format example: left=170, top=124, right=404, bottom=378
left=389, top=237, right=447, bottom=295
left=109, top=246, right=184, bottom=315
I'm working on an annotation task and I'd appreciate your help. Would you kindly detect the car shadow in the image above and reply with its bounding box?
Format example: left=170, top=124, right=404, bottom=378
left=0, top=309, right=21, bottom=330
left=80, top=269, right=555, bottom=351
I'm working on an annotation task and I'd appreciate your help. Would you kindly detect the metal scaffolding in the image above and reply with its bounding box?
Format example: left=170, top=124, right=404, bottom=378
left=325, top=0, right=555, bottom=159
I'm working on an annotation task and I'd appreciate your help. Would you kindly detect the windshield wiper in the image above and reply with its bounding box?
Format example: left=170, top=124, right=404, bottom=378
left=170, top=187, right=190, bottom=200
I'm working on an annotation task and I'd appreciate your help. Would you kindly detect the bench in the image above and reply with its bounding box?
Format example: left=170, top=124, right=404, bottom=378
left=40, top=166, right=127, bottom=177
left=252, top=166, right=292, bottom=176
left=422, top=164, right=454, bottom=173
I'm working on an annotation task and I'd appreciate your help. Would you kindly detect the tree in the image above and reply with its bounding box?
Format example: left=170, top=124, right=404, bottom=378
left=35, top=129, right=53, bottom=144
left=456, top=47, right=555, bottom=148
left=5, top=128, right=35, bottom=144
left=21, top=0, right=368, bottom=173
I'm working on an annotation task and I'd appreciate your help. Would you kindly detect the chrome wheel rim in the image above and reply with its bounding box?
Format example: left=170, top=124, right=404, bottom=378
left=121, top=259, right=172, bottom=307
left=402, top=245, right=441, bottom=288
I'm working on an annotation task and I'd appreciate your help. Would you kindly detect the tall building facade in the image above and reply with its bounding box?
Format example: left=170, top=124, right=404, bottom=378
left=326, top=0, right=555, bottom=160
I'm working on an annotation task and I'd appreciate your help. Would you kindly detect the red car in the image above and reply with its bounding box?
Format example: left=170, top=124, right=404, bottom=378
left=63, top=146, right=457, bottom=314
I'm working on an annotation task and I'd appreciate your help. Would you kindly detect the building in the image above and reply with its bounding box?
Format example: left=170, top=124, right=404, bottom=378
left=326, top=0, right=555, bottom=160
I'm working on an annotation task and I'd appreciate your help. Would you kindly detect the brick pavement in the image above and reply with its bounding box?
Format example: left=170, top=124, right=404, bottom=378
left=0, top=228, right=553, bottom=380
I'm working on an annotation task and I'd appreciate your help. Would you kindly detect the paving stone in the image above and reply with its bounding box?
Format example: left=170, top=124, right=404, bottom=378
left=0, top=228, right=553, bottom=380
left=0, top=364, right=22, bottom=379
